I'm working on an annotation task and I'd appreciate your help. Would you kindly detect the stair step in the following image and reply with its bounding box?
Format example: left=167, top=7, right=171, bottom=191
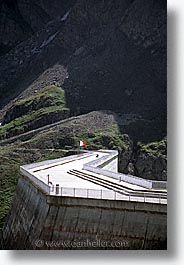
left=68, top=169, right=167, bottom=199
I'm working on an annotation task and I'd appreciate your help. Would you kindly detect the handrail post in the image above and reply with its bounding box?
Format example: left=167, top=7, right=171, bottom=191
left=74, top=188, right=75, bottom=197
left=114, top=191, right=116, bottom=200
left=87, top=189, right=89, bottom=198
left=61, top=187, right=62, bottom=196
left=56, top=184, right=59, bottom=195
left=101, top=189, right=103, bottom=199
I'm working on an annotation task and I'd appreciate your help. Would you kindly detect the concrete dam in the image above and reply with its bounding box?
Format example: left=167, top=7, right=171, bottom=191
left=1, top=150, right=167, bottom=250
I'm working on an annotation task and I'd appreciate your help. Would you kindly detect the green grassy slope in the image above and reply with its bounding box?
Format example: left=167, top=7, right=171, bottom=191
left=0, top=86, right=70, bottom=139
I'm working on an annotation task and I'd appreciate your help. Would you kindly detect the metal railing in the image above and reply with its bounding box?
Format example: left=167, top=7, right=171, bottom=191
left=49, top=185, right=167, bottom=204
left=83, top=150, right=167, bottom=190
left=20, top=149, right=167, bottom=205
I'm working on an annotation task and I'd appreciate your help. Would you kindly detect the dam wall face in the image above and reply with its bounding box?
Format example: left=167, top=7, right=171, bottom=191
left=1, top=175, right=167, bottom=250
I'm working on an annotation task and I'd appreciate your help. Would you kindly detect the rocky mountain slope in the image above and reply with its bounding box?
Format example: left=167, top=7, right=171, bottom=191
left=0, top=0, right=167, bottom=230
left=0, top=85, right=70, bottom=139
left=0, top=0, right=76, bottom=56
left=0, top=0, right=166, bottom=136
left=0, top=109, right=166, bottom=230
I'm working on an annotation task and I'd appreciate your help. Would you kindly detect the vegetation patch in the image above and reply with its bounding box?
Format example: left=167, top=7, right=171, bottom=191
left=76, top=131, right=131, bottom=153
left=137, top=137, right=167, bottom=157
left=0, top=146, right=76, bottom=231
left=0, top=86, right=70, bottom=139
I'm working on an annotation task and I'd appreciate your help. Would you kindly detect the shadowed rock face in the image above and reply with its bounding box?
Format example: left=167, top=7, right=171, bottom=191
left=62, top=0, right=166, bottom=120
left=0, top=0, right=166, bottom=138
left=0, top=0, right=77, bottom=56
left=0, top=0, right=167, bottom=237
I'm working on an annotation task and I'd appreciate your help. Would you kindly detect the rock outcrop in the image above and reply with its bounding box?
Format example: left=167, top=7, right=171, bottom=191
left=0, top=0, right=167, bottom=232
left=0, top=0, right=77, bottom=56
left=134, top=139, right=167, bottom=181
left=0, top=0, right=167, bottom=143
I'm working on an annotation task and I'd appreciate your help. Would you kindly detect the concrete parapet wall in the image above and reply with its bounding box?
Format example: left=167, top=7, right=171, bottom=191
left=84, top=165, right=152, bottom=189
left=0, top=150, right=167, bottom=250
left=152, top=181, right=167, bottom=189
left=21, top=149, right=166, bottom=192
left=21, top=152, right=92, bottom=171
left=83, top=150, right=118, bottom=175
left=20, top=167, right=50, bottom=194
left=83, top=150, right=166, bottom=190
left=1, top=175, right=167, bottom=250
left=84, top=150, right=118, bottom=170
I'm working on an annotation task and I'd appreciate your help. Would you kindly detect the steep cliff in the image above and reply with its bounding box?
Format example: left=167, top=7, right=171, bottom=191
left=0, top=0, right=167, bottom=141
left=0, top=0, right=167, bottom=232
left=0, top=0, right=76, bottom=56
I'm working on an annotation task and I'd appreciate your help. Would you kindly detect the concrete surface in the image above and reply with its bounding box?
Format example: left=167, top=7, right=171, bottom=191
left=1, top=175, right=167, bottom=250
left=30, top=151, right=110, bottom=190
left=0, top=149, right=167, bottom=250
